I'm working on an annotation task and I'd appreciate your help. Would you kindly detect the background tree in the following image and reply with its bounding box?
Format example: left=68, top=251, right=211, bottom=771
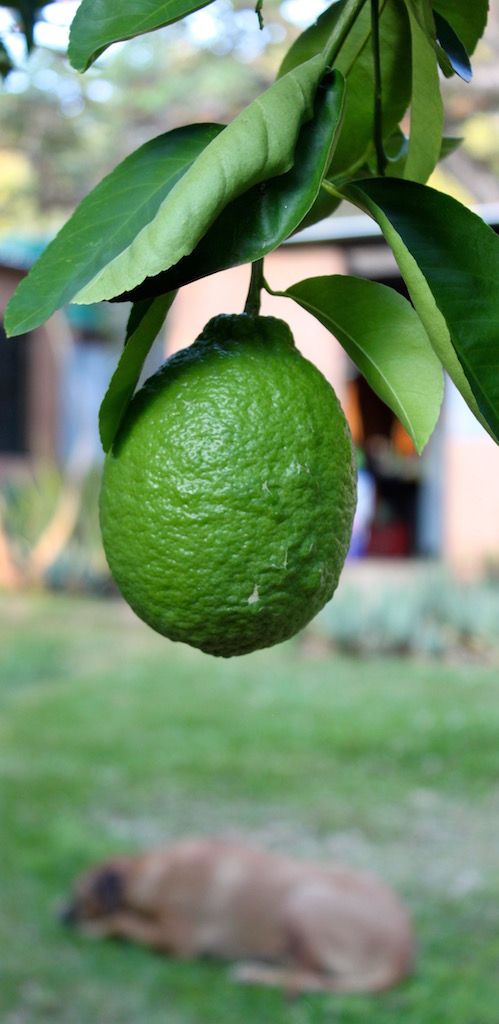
left=1, top=2, right=498, bottom=229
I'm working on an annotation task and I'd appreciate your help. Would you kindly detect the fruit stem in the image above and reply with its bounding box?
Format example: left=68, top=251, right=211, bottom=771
left=322, top=0, right=369, bottom=68
left=244, top=259, right=265, bottom=316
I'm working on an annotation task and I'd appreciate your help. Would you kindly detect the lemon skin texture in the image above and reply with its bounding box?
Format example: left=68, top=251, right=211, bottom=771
left=100, top=314, right=357, bottom=657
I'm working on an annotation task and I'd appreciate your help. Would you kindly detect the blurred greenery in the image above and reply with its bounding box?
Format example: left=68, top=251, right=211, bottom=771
left=3, top=461, right=499, bottom=663
left=1, top=465, right=109, bottom=589
left=312, top=568, right=499, bottom=658
left=0, top=1, right=295, bottom=230
left=1, top=591, right=498, bottom=1022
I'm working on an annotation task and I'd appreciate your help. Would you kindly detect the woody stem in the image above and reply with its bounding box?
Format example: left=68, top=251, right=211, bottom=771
left=244, top=259, right=265, bottom=316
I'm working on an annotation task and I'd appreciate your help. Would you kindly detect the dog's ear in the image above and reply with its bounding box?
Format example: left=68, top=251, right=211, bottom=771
left=93, top=867, right=124, bottom=913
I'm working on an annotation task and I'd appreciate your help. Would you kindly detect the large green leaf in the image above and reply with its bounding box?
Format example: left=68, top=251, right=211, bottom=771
left=278, top=0, right=412, bottom=181
left=339, top=177, right=499, bottom=443
left=4, top=124, right=222, bottom=338
left=402, top=0, right=444, bottom=183
left=99, top=292, right=176, bottom=453
left=117, top=70, right=345, bottom=302
left=433, top=10, right=471, bottom=82
left=401, top=1, right=477, bottom=81
left=431, top=0, right=488, bottom=56
left=73, top=55, right=327, bottom=306
left=68, top=0, right=216, bottom=72
left=284, top=275, right=443, bottom=454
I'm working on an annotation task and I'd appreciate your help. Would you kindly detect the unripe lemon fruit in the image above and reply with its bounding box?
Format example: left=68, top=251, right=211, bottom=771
left=100, top=314, right=357, bottom=657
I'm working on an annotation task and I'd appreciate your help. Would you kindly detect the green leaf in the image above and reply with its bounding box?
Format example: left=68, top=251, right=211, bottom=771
left=361, top=126, right=408, bottom=177
left=68, top=0, right=216, bottom=72
left=401, top=1, right=477, bottom=81
left=433, top=10, right=471, bottom=81
left=117, top=70, right=346, bottom=301
left=339, top=177, right=499, bottom=443
left=124, top=297, right=155, bottom=343
left=279, top=0, right=413, bottom=181
left=284, top=275, right=443, bottom=454
left=402, top=0, right=444, bottom=183
left=369, top=129, right=461, bottom=178
left=295, top=188, right=343, bottom=235
left=431, top=0, right=488, bottom=56
left=4, top=124, right=223, bottom=338
left=438, top=135, right=463, bottom=159
left=99, top=292, right=176, bottom=453
left=73, top=55, right=327, bottom=306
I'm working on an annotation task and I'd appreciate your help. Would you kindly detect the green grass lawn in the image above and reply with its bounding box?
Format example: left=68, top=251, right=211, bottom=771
left=1, top=592, right=498, bottom=1023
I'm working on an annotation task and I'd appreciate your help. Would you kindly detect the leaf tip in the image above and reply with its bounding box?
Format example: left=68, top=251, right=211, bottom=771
left=98, top=386, right=122, bottom=455
left=4, top=295, right=25, bottom=338
left=98, top=409, right=113, bottom=455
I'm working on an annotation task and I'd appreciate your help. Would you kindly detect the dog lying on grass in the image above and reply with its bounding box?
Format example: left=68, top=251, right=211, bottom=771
left=62, top=837, right=414, bottom=995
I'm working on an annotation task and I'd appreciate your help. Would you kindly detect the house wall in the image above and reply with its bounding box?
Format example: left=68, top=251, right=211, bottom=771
left=166, top=246, right=349, bottom=405
left=443, top=382, right=499, bottom=574
left=2, top=244, right=499, bottom=575
left=167, top=245, right=499, bottom=575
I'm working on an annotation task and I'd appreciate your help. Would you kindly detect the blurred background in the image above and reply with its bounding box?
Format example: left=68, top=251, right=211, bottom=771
left=1, top=0, right=499, bottom=590
left=0, top=3, right=498, bottom=1023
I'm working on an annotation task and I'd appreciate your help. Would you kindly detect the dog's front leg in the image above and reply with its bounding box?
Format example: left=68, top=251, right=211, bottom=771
left=81, top=913, right=168, bottom=951
left=81, top=912, right=198, bottom=959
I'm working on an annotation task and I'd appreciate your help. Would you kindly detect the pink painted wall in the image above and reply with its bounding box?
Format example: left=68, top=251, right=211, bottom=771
left=443, top=384, right=499, bottom=573
left=166, top=247, right=499, bottom=574
left=166, top=245, right=349, bottom=405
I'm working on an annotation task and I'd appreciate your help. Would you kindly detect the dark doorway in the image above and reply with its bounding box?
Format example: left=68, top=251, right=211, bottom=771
left=346, top=370, right=423, bottom=557
left=0, top=321, right=29, bottom=454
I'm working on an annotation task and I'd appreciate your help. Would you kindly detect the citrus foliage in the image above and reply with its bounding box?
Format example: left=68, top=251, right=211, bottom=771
left=5, top=0, right=498, bottom=451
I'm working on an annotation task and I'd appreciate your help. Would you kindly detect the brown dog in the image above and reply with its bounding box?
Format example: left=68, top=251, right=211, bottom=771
left=62, top=837, right=414, bottom=995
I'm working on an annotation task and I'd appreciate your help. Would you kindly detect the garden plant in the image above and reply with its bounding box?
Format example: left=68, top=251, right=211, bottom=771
left=4, top=0, right=499, bottom=656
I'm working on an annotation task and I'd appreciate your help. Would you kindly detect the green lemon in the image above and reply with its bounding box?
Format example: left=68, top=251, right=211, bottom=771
left=100, top=314, right=357, bottom=657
